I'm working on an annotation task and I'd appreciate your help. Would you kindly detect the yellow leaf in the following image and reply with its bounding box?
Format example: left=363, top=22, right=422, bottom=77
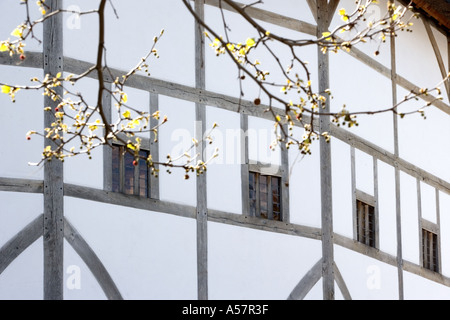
left=122, top=110, right=131, bottom=119
left=0, top=43, right=8, bottom=52
left=322, top=32, right=332, bottom=41
left=1, top=85, right=11, bottom=94
left=246, top=38, right=256, bottom=48
left=11, top=28, right=23, bottom=38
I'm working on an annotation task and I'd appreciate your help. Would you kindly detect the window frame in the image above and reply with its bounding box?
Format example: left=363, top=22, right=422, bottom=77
left=420, top=219, right=441, bottom=273
left=110, top=135, right=154, bottom=199
left=354, top=189, right=378, bottom=249
left=248, top=162, right=283, bottom=222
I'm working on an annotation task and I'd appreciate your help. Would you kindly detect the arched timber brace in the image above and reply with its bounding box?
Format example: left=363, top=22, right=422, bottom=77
left=43, top=0, right=64, bottom=301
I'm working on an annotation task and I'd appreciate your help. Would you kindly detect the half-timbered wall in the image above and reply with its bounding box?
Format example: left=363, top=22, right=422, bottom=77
left=0, top=0, right=449, bottom=300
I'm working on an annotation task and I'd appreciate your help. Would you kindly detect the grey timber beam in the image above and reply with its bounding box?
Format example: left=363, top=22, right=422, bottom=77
left=43, top=0, right=64, bottom=301
left=150, top=93, right=160, bottom=200
left=241, top=114, right=250, bottom=216
left=203, top=0, right=317, bottom=36
left=334, top=263, right=352, bottom=300
left=0, top=214, right=43, bottom=276
left=287, top=259, right=323, bottom=300
left=64, top=218, right=123, bottom=300
left=390, top=26, right=404, bottom=301
left=195, top=0, right=208, bottom=301
left=317, top=0, right=335, bottom=300
left=0, top=51, right=43, bottom=69
left=103, top=82, right=113, bottom=192
left=422, top=18, right=450, bottom=100
left=307, top=0, right=318, bottom=24
left=0, top=178, right=43, bottom=194
left=281, top=125, right=290, bottom=223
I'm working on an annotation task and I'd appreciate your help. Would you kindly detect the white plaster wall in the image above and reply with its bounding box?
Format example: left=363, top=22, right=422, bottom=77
left=64, top=197, right=198, bottom=300
left=248, top=116, right=281, bottom=167
left=288, top=127, right=321, bottom=228
left=420, top=181, right=437, bottom=225
left=404, top=271, right=450, bottom=300
left=329, top=52, right=395, bottom=153
left=63, top=239, right=107, bottom=300
left=397, top=89, right=450, bottom=183
left=0, top=66, right=45, bottom=180
left=440, top=191, right=450, bottom=278
left=355, top=149, right=375, bottom=197
left=0, top=0, right=43, bottom=53
left=377, top=161, right=397, bottom=256
left=158, top=95, right=197, bottom=207
left=64, top=0, right=195, bottom=87
left=0, top=192, right=43, bottom=248
left=400, top=171, right=420, bottom=265
left=208, top=221, right=323, bottom=300
left=330, top=0, right=391, bottom=69
left=204, top=6, right=319, bottom=107
left=332, top=138, right=353, bottom=238
left=206, top=107, right=242, bottom=214
left=0, top=238, right=43, bottom=300
left=334, top=245, right=399, bottom=300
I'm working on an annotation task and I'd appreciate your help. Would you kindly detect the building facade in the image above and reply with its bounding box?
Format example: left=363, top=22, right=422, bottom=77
left=0, top=0, right=449, bottom=300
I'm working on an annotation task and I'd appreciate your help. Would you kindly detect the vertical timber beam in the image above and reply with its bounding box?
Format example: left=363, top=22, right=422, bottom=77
left=195, top=0, right=208, bottom=300
left=317, top=0, right=335, bottom=300
left=103, top=82, right=113, bottom=192
left=43, top=0, right=64, bottom=300
left=241, top=113, right=250, bottom=216
left=150, top=93, right=160, bottom=200
left=390, top=10, right=404, bottom=300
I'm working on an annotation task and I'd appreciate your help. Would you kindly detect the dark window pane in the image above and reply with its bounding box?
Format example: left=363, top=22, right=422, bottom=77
left=139, top=151, right=149, bottom=198
left=112, top=146, right=121, bottom=193
left=260, top=175, right=268, bottom=219
left=249, top=172, right=257, bottom=217
left=272, top=177, right=281, bottom=221
left=124, top=152, right=135, bottom=195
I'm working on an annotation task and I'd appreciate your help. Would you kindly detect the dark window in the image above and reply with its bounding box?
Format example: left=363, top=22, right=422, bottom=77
left=422, top=229, right=439, bottom=273
left=249, top=172, right=282, bottom=221
left=112, top=145, right=149, bottom=198
left=356, top=200, right=376, bottom=248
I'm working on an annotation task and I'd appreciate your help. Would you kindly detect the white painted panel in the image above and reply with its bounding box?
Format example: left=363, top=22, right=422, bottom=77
left=248, top=116, right=281, bottom=167
left=420, top=182, right=437, bottom=224
left=329, top=0, right=391, bottom=69
left=440, top=191, right=450, bottom=278
left=0, top=192, right=42, bottom=248
left=329, top=49, right=394, bottom=153
left=0, top=1, right=43, bottom=53
left=355, top=149, right=374, bottom=197
left=226, top=0, right=316, bottom=24
left=396, top=13, right=446, bottom=99
left=334, top=245, right=399, bottom=300
left=403, top=271, right=450, bottom=300
left=288, top=127, right=321, bottom=228
left=64, top=0, right=195, bottom=86
left=397, top=86, right=450, bottom=183
left=63, top=239, right=107, bottom=300
left=430, top=25, right=449, bottom=105
left=158, top=95, right=197, bottom=206
left=377, top=161, right=397, bottom=256
left=400, top=171, right=419, bottom=265
left=304, top=278, right=323, bottom=300
left=0, top=238, right=43, bottom=300
left=332, top=139, right=353, bottom=238
left=0, top=66, right=44, bottom=180
left=204, top=5, right=318, bottom=104
left=206, top=107, right=242, bottom=214
left=64, top=197, right=197, bottom=300
left=208, top=221, right=322, bottom=300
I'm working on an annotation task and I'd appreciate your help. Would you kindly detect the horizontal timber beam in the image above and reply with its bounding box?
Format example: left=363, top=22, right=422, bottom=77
left=0, top=178, right=450, bottom=288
